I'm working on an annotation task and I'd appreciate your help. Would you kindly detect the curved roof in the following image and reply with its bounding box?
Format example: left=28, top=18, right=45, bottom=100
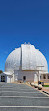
left=5, top=44, right=48, bottom=73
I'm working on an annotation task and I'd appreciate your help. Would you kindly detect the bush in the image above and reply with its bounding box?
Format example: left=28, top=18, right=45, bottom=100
left=0, top=70, right=3, bottom=74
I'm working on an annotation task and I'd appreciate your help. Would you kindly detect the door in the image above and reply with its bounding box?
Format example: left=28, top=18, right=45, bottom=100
left=1, top=76, right=5, bottom=82
left=23, top=76, right=26, bottom=82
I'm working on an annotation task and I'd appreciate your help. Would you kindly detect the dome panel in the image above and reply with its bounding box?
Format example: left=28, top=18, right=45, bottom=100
left=5, top=48, right=21, bottom=72
left=5, top=44, right=48, bottom=73
left=35, top=49, right=48, bottom=72
left=22, top=44, right=36, bottom=70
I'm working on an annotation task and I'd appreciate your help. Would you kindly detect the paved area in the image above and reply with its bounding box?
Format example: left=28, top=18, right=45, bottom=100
left=42, top=87, right=49, bottom=94
left=0, top=83, right=49, bottom=111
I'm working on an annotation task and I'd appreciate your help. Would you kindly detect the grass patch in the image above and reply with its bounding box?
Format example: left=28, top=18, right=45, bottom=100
left=44, top=85, right=49, bottom=87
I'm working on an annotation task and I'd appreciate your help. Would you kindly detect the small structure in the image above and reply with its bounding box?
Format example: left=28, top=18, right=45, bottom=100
left=0, top=72, right=14, bottom=83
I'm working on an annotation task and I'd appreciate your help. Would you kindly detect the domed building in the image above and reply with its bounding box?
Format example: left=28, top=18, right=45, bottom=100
left=0, top=43, right=49, bottom=83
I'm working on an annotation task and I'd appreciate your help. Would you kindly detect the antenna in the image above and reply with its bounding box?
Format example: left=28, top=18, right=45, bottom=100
left=24, top=42, right=26, bottom=45
left=28, top=42, right=30, bottom=45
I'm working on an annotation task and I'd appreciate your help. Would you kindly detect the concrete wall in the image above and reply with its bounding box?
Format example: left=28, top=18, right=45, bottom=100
left=7, top=76, right=11, bottom=83
left=7, top=75, right=14, bottom=83
left=14, top=70, right=37, bottom=82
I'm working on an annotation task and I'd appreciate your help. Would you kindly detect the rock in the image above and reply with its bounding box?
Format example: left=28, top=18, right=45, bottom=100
left=38, top=84, right=42, bottom=90
left=31, top=82, right=34, bottom=86
left=34, top=83, right=38, bottom=88
left=28, top=82, right=30, bottom=84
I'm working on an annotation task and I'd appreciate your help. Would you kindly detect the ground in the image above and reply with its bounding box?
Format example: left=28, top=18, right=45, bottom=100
left=42, top=87, right=49, bottom=94
left=0, top=83, right=49, bottom=111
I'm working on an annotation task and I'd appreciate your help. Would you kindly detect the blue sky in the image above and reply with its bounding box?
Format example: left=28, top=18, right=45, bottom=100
left=0, top=0, right=49, bottom=71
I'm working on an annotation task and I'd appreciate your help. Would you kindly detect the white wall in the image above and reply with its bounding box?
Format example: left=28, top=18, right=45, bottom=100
left=7, top=75, right=14, bottom=83
left=14, top=70, right=37, bottom=82
left=34, top=74, right=38, bottom=83
left=7, top=76, right=11, bottom=83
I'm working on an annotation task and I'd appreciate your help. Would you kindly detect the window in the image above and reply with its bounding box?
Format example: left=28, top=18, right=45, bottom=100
left=23, top=76, right=26, bottom=81
left=48, top=75, right=49, bottom=79
left=1, top=76, right=5, bottom=82
left=43, top=75, right=46, bottom=79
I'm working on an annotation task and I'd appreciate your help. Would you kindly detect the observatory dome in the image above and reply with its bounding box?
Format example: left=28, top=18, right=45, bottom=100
left=5, top=44, right=48, bottom=73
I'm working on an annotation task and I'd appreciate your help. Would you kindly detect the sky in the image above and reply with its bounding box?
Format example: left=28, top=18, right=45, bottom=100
left=0, top=0, right=49, bottom=72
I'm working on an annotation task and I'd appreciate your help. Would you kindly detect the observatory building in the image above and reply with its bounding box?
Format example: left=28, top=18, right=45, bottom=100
left=0, top=43, right=49, bottom=83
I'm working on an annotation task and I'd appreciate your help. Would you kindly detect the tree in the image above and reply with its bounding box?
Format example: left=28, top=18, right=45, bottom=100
left=0, top=70, right=3, bottom=74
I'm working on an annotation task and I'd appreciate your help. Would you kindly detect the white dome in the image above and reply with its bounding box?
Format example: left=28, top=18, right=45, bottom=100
left=5, top=44, right=48, bottom=73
